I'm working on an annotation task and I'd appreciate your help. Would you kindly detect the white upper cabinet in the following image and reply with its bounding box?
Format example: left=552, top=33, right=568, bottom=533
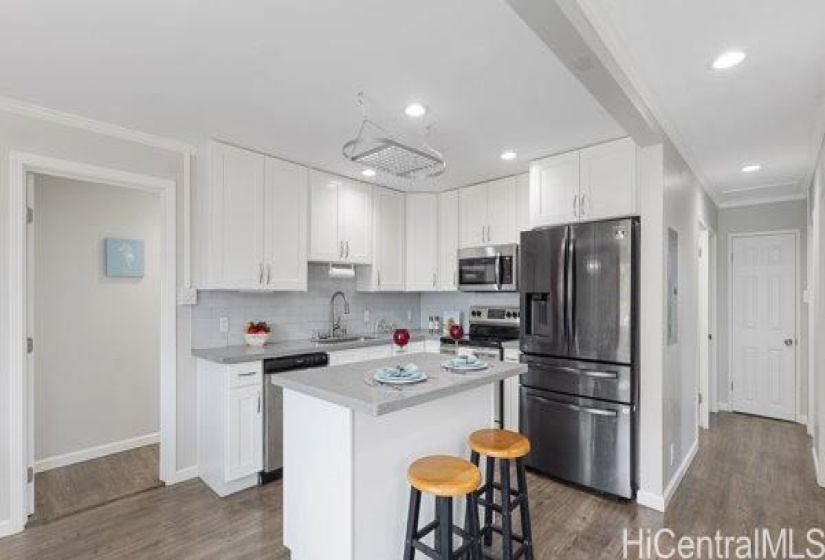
left=516, top=173, right=530, bottom=235
left=458, top=178, right=517, bottom=248
left=358, top=187, right=405, bottom=292
left=406, top=193, right=439, bottom=291
left=485, top=176, right=518, bottom=245
left=201, top=141, right=308, bottom=291
left=530, top=151, right=580, bottom=228
left=578, top=137, right=637, bottom=221
left=530, top=137, right=638, bottom=228
left=437, top=190, right=459, bottom=291
left=309, top=171, right=373, bottom=264
left=264, top=157, right=309, bottom=291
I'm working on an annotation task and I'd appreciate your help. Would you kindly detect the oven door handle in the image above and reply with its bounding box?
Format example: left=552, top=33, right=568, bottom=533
left=527, top=393, right=618, bottom=417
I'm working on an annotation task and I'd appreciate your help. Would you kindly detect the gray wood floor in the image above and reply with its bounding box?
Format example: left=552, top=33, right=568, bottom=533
left=29, top=444, right=162, bottom=525
left=1, top=413, right=822, bottom=559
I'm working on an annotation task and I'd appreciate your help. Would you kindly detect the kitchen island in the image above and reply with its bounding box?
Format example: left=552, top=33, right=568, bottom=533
left=270, top=352, right=524, bottom=560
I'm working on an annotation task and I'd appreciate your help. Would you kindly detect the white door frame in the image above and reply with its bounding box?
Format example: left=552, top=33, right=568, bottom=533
left=7, top=152, right=177, bottom=534
left=727, top=229, right=803, bottom=423
left=697, top=224, right=712, bottom=430
left=709, top=230, right=718, bottom=415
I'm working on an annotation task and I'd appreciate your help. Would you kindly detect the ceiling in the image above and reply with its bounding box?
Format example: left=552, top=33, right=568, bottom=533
left=577, top=0, right=825, bottom=206
left=0, top=0, right=625, bottom=191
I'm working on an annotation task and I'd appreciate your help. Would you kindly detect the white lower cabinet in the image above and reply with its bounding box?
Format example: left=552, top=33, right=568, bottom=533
left=327, top=341, right=433, bottom=366
left=198, top=360, right=263, bottom=497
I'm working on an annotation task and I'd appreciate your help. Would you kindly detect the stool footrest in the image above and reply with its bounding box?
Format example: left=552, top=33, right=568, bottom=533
left=477, top=493, right=526, bottom=513
left=481, top=524, right=526, bottom=544
left=481, top=544, right=528, bottom=560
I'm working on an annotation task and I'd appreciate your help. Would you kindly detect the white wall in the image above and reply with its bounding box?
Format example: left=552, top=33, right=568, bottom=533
left=661, top=141, right=718, bottom=489
left=34, top=175, right=160, bottom=462
left=716, top=200, right=808, bottom=417
left=809, top=138, right=825, bottom=486
left=0, top=107, right=194, bottom=533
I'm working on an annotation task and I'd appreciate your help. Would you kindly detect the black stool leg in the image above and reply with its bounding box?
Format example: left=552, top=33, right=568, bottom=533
left=467, top=493, right=483, bottom=560
left=404, top=487, right=421, bottom=560
left=465, top=450, right=480, bottom=556
left=483, top=456, right=494, bottom=547
left=500, top=459, right=513, bottom=559
left=516, top=458, right=534, bottom=560
left=435, top=497, right=454, bottom=559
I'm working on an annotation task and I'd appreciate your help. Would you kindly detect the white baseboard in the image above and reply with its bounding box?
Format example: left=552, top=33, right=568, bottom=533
left=798, top=414, right=808, bottom=426
left=34, top=432, right=160, bottom=473
left=717, top=401, right=731, bottom=411
left=663, top=439, right=699, bottom=509
left=0, top=518, right=19, bottom=539
left=814, top=447, right=824, bottom=488
left=168, top=465, right=199, bottom=485
left=636, top=489, right=665, bottom=512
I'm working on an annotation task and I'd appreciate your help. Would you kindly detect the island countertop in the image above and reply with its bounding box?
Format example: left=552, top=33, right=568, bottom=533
left=269, top=351, right=525, bottom=416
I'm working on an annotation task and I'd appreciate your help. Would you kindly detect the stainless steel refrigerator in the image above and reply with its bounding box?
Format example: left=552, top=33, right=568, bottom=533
left=519, top=218, right=639, bottom=499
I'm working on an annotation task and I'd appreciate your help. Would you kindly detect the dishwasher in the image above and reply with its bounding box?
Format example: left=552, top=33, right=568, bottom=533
left=261, top=352, right=329, bottom=484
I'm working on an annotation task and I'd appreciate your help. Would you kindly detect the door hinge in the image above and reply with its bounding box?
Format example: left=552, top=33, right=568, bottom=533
left=27, top=467, right=33, bottom=483
left=26, top=207, right=33, bottom=224
left=27, top=337, right=33, bottom=354
left=730, top=381, right=734, bottom=392
left=698, top=393, right=703, bottom=405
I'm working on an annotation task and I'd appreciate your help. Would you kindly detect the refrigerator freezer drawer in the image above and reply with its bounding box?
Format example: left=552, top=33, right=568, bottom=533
left=520, top=387, right=634, bottom=499
left=521, top=355, right=634, bottom=404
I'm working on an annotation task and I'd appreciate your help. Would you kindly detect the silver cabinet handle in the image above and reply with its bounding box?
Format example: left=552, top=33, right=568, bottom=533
left=573, top=194, right=579, bottom=218
left=528, top=393, right=618, bottom=417
left=257, top=391, right=261, bottom=414
left=346, top=240, right=350, bottom=259
left=377, top=271, right=381, bottom=287
left=580, top=194, right=587, bottom=217
left=339, top=241, right=344, bottom=259
left=486, top=225, right=491, bottom=243
left=432, top=272, right=437, bottom=287
left=238, top=371, right=257, bottom=377
left=258, top=263, right=264, bottom=284
left=266, top=264, right=272, bottom=285
left=481, top=225, right=485, bottom=243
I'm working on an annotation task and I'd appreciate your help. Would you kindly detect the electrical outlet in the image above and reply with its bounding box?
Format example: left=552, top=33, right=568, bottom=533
left=219, top=317, right=229, bottom=334
left=363, top=309, right=370, bottom=324
left=407, top=309, right=412, bottom=322
left=670, top=443, right=675, bottom=466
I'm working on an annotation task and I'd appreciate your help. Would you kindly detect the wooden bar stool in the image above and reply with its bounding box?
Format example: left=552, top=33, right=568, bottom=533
left=404, top=455, right=483, bottom=560
left=468, top=429, right=534, bottom=560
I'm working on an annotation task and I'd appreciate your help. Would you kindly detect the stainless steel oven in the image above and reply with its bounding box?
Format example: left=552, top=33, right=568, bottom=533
left=457, top=244, right=518, bottom=292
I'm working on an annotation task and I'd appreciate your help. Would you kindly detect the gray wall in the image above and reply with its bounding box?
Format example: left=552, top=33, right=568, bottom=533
left=716, top=200, right=808, bottom=415
left=191, top=265, right=421, bottom=348
left=34, top=176, right=161, bottom=462
left=810, top=138, right=825, bottom=477
left=419, top=292, right=519, bottom=332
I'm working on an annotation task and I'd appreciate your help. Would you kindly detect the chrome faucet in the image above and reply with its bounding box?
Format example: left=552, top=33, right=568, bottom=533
left=330, top=291, right=350, bottom=338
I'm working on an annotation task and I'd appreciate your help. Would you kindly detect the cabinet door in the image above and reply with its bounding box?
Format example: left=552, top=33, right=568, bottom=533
left=486, top=177, right=518, bottom=245
left=579, top=137, right=637, bottom=220
left=264, top=157, right=308, bottom=291
left=226, top=384, right=262, bottom=481
left=437, top=190, right=459, bottom=291
left=211, top=143, right=266, bottom=288
left=406, top=193, right=439, bottom=291
left=309, top=170, right=341, bottom=262
left=458, top=183, right=489, bottom=248
left=339, top=180, right=373, bottom=264
left=516, top=173, right=530, bottom=235
left=529, top=151, right=580, bottom=228
left=372, top=188, right=406, bottom=291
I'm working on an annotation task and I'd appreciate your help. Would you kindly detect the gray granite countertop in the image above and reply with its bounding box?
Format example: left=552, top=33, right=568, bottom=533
left=269, top=352, right=525, bottom=416
left=192, top=330, right=439, bottom=364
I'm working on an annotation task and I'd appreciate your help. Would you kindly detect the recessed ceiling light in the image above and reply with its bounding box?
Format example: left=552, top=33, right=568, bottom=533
left=712, top=50, right=746, bottom=70
left=362, top=168, right=376, bottom=177
left=404, top=103, right=427, bottom=118
left=501, top=151, right=517, bottom=161
left=741, top=164, right=762, bottom=173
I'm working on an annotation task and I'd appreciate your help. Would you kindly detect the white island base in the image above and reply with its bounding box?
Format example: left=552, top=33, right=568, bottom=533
left=283, top=385, right=493, bottom=560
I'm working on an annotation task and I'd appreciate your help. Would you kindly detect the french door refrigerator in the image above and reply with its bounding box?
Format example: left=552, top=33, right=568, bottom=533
left=519, top=218, right=639, bottom=498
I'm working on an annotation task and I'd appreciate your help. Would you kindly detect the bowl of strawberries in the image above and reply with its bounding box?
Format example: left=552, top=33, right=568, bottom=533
left=244, top=321, right=271, bottom=347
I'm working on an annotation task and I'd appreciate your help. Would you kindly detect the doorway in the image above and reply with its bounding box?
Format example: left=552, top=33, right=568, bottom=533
left=26, top=174, right=164, bottom=524
left=7, top=153, right=178, bottom=534
left=697, top=226, right=717, bottom=430
left=729, top=231, right=798, bottom=421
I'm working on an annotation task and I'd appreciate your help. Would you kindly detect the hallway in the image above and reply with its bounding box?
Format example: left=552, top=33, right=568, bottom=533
left=0, top=412, right=821, bottom=559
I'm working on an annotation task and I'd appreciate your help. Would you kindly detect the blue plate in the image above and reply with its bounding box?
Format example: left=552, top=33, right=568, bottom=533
left=442, top=357, right=488, bottom=371
left=374, top=364, right=427, bottom=385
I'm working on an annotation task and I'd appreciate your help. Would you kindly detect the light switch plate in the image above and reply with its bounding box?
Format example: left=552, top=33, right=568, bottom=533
left=219, top=317, right=229, bottom=334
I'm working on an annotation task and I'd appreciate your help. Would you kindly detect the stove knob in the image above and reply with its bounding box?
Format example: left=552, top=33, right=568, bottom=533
left=506, top=312, right=512, bottom=318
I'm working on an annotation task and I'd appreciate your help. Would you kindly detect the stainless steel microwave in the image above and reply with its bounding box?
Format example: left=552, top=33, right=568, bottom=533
left=457, top=244, right=518, bottom=292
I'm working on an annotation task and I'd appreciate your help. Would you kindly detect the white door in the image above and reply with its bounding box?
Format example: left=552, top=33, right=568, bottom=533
left=309, top=170, right=341, bottom=262
left=486, top=177, right=518, bottom=245
left=339, top=180, right=373, bottom=264
left=226, top=385, right=263, bottom=481
left=26, top=173, right=35, bottom=514
left=529, top=151, right=580, bottom=227
left=578, top=137, right=636, bottom=220
left=437, top=190, right=459, bottom=291
left=264, top=157, right=308, bottom=291
left=214, top=144, right=266, bottom=288
left=730, top=233, right=797, bottom=421
left=697, top=229, right=710, bottom=429
left=459, top=183, right=489, bottom=248
left=373, top=188, right=406, bottom=291
left=406, top=193, right=439, bottom=291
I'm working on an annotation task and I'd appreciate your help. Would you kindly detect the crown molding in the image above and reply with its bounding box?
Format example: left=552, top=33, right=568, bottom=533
left=0, top=95, right=196, bottom=155
left=717, top=193, right=807, bottom=209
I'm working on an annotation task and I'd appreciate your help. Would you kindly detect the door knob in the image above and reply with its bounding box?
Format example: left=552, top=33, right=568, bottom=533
left=784, top=339, right=794, bottom=347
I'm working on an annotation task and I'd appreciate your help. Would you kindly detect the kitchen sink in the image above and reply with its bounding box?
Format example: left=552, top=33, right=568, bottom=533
left=311, top=335, right=380, bottom=345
